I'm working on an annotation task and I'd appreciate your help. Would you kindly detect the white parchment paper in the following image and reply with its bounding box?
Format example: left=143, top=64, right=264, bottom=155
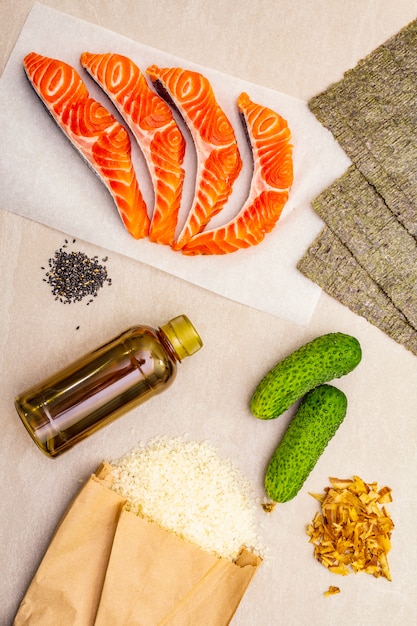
left=0, top=3, right=351, bottom=325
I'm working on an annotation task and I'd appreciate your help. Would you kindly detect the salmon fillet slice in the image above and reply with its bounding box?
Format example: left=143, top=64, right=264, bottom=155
left=181, top=92, right=293, bottom=255
left=146, top=66, right=242, bottom=249
left=81, top=53, right=186, bottom=245
left=23, top=52, right=150, bottom=239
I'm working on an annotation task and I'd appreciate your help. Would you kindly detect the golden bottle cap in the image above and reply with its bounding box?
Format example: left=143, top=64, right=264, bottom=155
left=161, top=315, right=203, bottom=360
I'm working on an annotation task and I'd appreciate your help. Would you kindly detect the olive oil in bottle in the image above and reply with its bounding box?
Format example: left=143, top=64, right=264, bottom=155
left=15, top=315, right=202, bottom=458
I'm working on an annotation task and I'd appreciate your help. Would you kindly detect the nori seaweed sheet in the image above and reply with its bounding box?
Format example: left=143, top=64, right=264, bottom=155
left=311, top=166, right=417, bottom=330
left=299, top=19, right=417, bottom=355
left=385, top=15, right=417, bottom=82
left=297, top=227, right=417, bottom=356
left=308, top=19, right=417, bottom=237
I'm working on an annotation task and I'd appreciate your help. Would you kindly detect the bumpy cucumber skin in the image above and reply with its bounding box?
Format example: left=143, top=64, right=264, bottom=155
left=264, top=384, right=347, bottom=503
left=250, top=333, right=361, bottom=420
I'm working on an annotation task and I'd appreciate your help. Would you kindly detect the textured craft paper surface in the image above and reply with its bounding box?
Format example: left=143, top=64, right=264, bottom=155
left=14, top=466, right=261, bottom=626
left=0, top=3, right=350, bottom=325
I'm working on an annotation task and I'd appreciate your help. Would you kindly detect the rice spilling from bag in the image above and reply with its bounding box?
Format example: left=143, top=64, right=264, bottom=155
left=110, top=436, right=263, bottom=560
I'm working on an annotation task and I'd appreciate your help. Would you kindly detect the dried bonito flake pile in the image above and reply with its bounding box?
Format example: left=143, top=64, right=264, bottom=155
left=307, top=476, right=394, bottom=581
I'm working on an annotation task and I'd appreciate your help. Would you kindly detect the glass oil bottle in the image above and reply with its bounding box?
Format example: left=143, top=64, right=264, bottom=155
left=15, top=314, right=203, bottom=458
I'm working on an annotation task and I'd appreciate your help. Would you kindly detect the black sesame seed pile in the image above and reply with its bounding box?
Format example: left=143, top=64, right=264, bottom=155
left=42, top=239, right=112, bottom=304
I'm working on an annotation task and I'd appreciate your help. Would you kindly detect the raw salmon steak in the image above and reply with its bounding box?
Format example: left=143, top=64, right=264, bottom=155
left=146, top=66, right=242, bottom=249
left=23, top=52, right=150, bottom=239
left=81, top=52, right=186, bottom=245
left=181, top=92, right=293, bottom=255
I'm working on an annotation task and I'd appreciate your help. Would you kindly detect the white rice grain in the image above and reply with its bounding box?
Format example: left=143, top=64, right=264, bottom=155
left=110, top=436, right=263, bottom=560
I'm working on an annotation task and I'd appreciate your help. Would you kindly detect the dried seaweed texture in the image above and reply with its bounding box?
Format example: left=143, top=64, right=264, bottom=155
left=385, top=16, right=417, bottom=83
left=310, top=166, right=417, bottom=330
left=299, top=20, right=417, bottom=355
left=297, top=226, right=417, bottom=357
left=308, top=19, right=417, bottom=237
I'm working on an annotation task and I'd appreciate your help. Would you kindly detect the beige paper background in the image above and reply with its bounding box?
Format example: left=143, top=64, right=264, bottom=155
left=1, top=2, right=417, bottom=626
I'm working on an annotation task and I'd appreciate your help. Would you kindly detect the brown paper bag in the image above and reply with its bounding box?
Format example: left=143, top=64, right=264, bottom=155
left=13, top=470, right=126, bottom=625
left=94, top=509, right=261, bottom=625
left=158, top=549, right=262, bottom=626
left=14, top=464, right=261, bottom=626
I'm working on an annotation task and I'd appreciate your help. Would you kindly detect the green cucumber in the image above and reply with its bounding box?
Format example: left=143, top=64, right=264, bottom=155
left=250, top=332, right=361, bottom=419
left=264, top=384, right=347, bottom=503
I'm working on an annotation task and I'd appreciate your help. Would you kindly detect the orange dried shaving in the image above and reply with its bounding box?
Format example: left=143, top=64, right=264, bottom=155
left=261, top=500, right=277, bottom=513
left=307, top=476, right=394, bottom=581
left=324, top=586, right=340, bottom=597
